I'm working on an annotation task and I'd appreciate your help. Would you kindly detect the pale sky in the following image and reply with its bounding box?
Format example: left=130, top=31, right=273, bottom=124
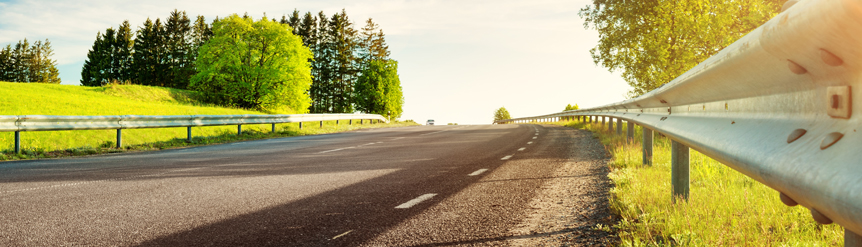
left=0, top=0, right=631, bottom=124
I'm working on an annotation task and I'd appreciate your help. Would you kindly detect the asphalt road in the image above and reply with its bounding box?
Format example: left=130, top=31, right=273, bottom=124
left=0, top=124, right=586, bottom=246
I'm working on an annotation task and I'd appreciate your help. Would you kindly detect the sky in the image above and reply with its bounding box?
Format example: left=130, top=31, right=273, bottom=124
left=0, top=0, right=632, bottom=124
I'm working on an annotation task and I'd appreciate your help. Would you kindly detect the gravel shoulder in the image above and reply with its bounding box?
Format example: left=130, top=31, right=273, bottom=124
left=508, top=126, right=619, bottom=246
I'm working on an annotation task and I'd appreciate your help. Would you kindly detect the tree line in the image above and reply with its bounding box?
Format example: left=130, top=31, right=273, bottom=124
left=82, top=9, right=403, bottom=118
left=579, top=0, right=782, bottom=97
left=0, top=39, right=61, bottom=83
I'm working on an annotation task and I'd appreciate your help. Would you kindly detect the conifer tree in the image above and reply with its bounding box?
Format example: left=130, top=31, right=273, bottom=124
left=0, top=45, right=12, bottom=81
left=115, top=20, right=134, bottom=82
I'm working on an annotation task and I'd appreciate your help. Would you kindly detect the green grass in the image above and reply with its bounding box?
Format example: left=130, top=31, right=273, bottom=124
left=0, top=82, right=415, bottom=161
left=546, top=120, right=843, bottom=246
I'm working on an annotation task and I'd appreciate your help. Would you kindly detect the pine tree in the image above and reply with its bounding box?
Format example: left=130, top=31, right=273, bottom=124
left=37, top=39, right=60, bottom=83
left=133, top=18, right=156, bottom=86
left=165, top=9, right=193, bottom=89
left=0, top=45, right=12, bottom=82
left=81, top=32, right=106, bottom=86
left=328, top=10, right=359, bottom=113
left=115, top=20, right=134, bottom=82
left=12, top=39, right=30, bottom=82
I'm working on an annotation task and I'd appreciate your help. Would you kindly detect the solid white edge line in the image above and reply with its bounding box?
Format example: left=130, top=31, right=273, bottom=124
left=501, top=155, right=513, bottom=160
left=468, top=169, right=489, bottom=176
left=395, top=193, right=437, bottom=209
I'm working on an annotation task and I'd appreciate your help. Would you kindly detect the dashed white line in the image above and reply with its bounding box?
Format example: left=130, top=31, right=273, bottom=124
left=391, top=137, right=406, bottom=140
left=518, top=147, right=526, bottom=151
left=318, top=147, right=356, bottom=154
left=331, top=230, right=353, bottom=240
left=359, top=142, right=376, bottom=147
left=501, top=155, right=513, bottom=160
left=532, top=137, right=537, bottom=139
left=527, top=141, right=533, bottom=145
left=535, top=133, right=539, bottom=135
left=395, top=193, right=437, bottom=209
left=468, top=169, right=489, bottom=176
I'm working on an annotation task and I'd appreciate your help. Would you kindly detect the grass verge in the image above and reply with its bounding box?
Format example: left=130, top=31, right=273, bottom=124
left=0, top=82, right=417, bottom=161
left=548, top=120, right=843, bottom=246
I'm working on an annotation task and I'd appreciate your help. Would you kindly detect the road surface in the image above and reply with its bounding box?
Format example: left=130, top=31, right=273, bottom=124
left=0, top=124, right=615, bottom=246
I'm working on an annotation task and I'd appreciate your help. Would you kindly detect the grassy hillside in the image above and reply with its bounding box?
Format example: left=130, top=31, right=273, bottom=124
left=0, top=82, right=410, bottom=159
left=551, top=120, right=843, bottom=246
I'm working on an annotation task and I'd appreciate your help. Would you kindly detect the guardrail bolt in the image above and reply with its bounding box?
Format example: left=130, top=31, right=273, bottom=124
left=14, top=131, right=20, bottom=154
left=787, top=60, right=808, bottom=74
left=820, top=49, right=844, bottom=66
left=820, top=132, right=844, bottom=150
left=672, top=140, right=690, bottom=202
left=116, top=129, right=122, bottom=149
left=643, top=128, right=653, bottom=165
left=787, top=129, right=806, bottom=143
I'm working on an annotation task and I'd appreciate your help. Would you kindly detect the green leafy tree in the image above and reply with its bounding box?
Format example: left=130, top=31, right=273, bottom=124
left=355, top=59, right=403, bottom=119
left=564, top=104, right=579, bottom=111
left=579, top=0, right=782, bottom=97
left=494, top=107, right=511, bottom=122
left=190, top=14, right=313, bottom=113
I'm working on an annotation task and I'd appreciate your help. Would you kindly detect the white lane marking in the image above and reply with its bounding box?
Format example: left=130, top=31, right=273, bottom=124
left=518, top=147, right=526, bottom=151
left=318, top=146, right=356, bottom=154
left=391, top=137, right=406, bottom=140
left=395, top=193, right=437, bottom=209
left=532, top=137, right=537, bottom=139
left=534, top=133, right=538, bottom=135
left=501, top=155, right=513, bottom=160
left=468, top=169, right=488, bottom=176
left=358, top=142, right=376, bottom=147
left=376, top=142, right=384, bottom=144
left=420, top=130, right=449, bottom=136
left=527, top=141, right=533, bottom=145
left=331, top=230, right=353, bottom=240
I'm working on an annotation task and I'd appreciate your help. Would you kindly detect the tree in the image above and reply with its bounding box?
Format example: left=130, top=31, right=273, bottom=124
left=165, top=10, right=193, bottom=89
left=190, top=14, right=313, bottom=113
left=564, top=104, right=579, bottom=111
left=355, top=59, right=403, bottom=119
left=579, top=0, right=782, bottom=97
left=494, top=107, right=511, bottom=122
left=327, top=9, right=359, bottom=113
left=0, top=39, right=60, bottom=83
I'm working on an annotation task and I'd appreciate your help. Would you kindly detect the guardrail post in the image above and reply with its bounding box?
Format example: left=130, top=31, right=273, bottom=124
left=608, top=117, right=613, bottom=132
left=14, top=131, right=20, bottom=154
left=320, top=121, right=323, bottom=128
left=361, top=119, right=364, bottom=124
left=627, top=122, right=634, bottom=141
left=299, top=122, right=303, bottom=129
left=116, top=129, right=122, bottom=148
left=350, top=119, right=353, bottom=125
left=601, top=116, right=605, bottom=125
left=672, top=140, right=690, bottom=202
left=846, top=229, right=862, bottom=247
left=187, top=127, right=192, bottom=142
left=238, top=125, right=242, bottom=135
left=643, top=128, right=653, bottom=165
left=272, top=123, right=276, bottom=132
left=616, top=118, right=622, bottom=135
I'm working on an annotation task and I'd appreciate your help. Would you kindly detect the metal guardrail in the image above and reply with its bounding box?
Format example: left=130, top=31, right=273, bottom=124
left=3, top=113, right=388, bottom=152
left=497, top=0, right=862, bottom=243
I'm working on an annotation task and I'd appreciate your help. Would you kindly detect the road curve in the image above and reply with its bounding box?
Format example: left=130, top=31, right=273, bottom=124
left=0, top=124, right=601, bottom=246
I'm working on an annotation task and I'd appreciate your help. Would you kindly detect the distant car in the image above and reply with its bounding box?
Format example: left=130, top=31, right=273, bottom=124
left=426, top=119, right=435, bottom=125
